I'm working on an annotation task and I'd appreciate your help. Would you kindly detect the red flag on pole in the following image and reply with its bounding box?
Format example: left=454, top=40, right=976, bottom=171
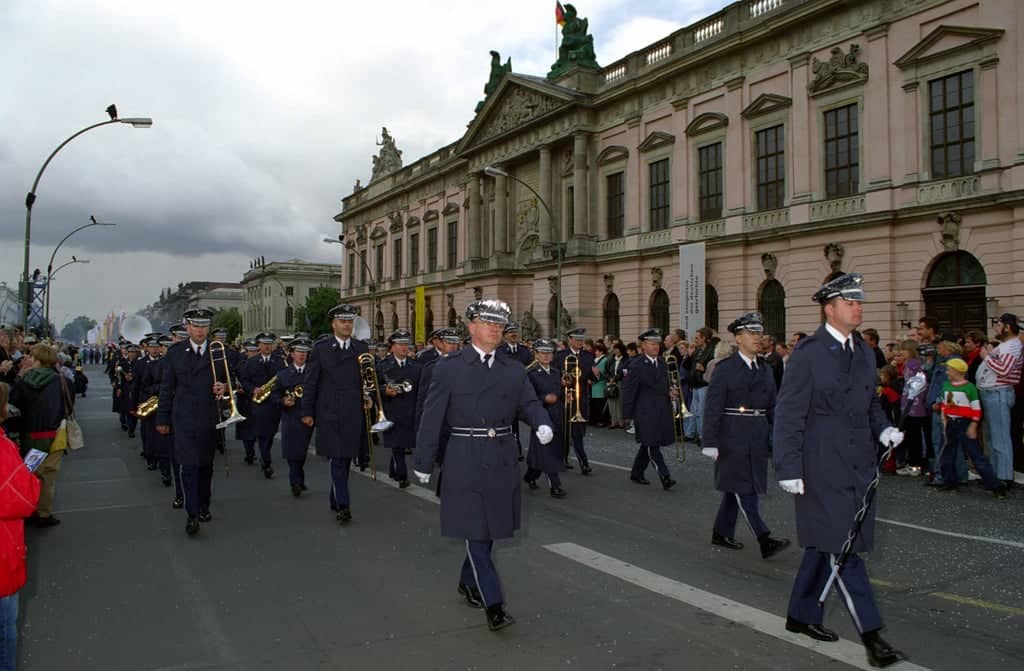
left=555, top=1, right=566, bottom=26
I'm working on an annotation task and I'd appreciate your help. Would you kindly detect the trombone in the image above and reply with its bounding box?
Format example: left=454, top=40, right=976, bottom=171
left=210, top=341, right=246, bottom=430
left=561, top=354, right=586, bottom=464
left=358, top=352, right=394, bottom=480
left=665, top=354, right=692, bottom=463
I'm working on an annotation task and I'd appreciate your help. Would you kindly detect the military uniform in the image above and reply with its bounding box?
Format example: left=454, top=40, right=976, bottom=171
left=376, top=330, right=421, bottom=487
left=620, top=330, right=677, bottom=489
left=139, top=336, right=174, bottom=487
left=239, top=332, right=287, bottom=477
left=414, top=299, right=553, bottom=631
left=414, top=328, right=460, bottom=496
left=773, top=274, right=907, bottom=667
left=273, top=338, right=314, bottom=496
left=523, top=339, right=566, bottom=497
left=553, top=328, right=595, bottom=472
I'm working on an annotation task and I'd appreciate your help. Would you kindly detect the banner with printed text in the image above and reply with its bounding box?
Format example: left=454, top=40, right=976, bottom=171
left=678, top=242, right=705, bottom=338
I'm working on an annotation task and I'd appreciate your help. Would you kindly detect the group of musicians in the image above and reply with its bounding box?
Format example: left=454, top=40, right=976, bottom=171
left=101, top=272, right=907, bottom=666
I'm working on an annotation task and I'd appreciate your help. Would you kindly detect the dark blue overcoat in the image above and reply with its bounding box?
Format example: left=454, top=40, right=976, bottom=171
left=498, top=342, right=532, bottom=366
left=157, top=340, right=231, bottom=467
left=702, top=353, right=776, bottom=495
left=273, top=365, right=313, bottom=461
left=302, top=337, right=368, bottom=460
left=773, top=327, right=891, bottom=553
left=140, top=356, right=172, bottom=459
left=239, top=354, right=286, bottom=437
left=414, top=347, right=550, bottom=540
left=526, top=364, right=565, bottom=474
left=553, top=348, right=595, bottom=418
left=620, top=355, right=675, bottom=448
left=376, top=356, right=421, bottom=452
left=414, top=355, right=450, bottom=464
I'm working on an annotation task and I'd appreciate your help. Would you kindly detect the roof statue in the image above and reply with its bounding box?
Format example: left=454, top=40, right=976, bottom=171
left=370, top=126, right=403, bottom=182
left=548, top=4, right=600, bottom=79
left=476, top=50, right=512, bottom=113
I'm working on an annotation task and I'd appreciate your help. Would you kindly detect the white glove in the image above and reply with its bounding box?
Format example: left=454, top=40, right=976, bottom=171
left=701, top=447, right=719, bottom=460
left=413, top=470, right=431, bottom=484
left=778, top=478, right=805, bottom=495
left=879, top=426, right=904, bottom=448
left=536, top=425, right=554, bottom=445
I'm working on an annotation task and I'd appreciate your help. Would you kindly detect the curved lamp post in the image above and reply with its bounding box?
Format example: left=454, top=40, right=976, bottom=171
left=44, top=216, right=116, bottom=335
left=483, top=165, right=564, bottom=338
left=21, top=105, right=152, bottom=327
left=46, top=257, right=90, bottom=334
left=324, top=235, right=380, bottom=340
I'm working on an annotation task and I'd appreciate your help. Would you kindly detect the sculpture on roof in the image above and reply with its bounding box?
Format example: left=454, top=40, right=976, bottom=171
left=370, top=126, right=403, bottom=181
left=475, top=50, right=512, bottom=113
left=548, top=4, right=600, bottom=79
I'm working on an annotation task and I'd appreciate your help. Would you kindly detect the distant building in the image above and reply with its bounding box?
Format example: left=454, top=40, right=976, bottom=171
left=240, top=258, right=342, bottom=337
left=140, top=281, right=243, bottom=330
left=0, top=282, right=19, bottom=328
left=333, top=0, right=1022, bottom=342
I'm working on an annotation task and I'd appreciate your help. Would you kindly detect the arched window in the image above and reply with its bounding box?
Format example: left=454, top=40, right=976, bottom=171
left=705, top=284, right=719, bottom=333
left=391, top=311, right=399, bottom=331
left=548, top=295, right=559, bottom=337
left=603, top=293, right=620, bottom=339
left=759, top=279, right=786, bottom=341
left=284, top=306, right=294, bottom=328
left=926, top=251, right=986, bottom=287
left=375, top=309, right=385, bottom=341
left=425, top=307, right=434, bottom=335
left=923, top=251, right=987, bottom=336
left=650, top=289, right=670, bottom=335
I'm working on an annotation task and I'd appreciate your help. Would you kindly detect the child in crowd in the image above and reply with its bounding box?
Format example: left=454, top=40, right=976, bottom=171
left=937, top=358, right=1009, bottom=498
left=877, top=364, right=902, bottom=474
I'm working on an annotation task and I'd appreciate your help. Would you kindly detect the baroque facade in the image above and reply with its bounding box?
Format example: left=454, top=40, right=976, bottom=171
left=240, top=259, right=341, bottom=337
left=334, top=0, right=1024, bottom=343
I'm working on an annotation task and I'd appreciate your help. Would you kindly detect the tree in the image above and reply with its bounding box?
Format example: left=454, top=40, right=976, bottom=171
left=294, top=287, right=341, bottom=337
left=211, top=307, right=242, bottom=342
left=60, top=315, right=97, bottom=344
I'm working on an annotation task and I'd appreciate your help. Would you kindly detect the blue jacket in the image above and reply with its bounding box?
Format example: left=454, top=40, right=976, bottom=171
left=273, top=364, right=313, bottom=460
left=526, top=363, right=565, bottom=474
left=302, top=336, right=369, bottom=460
left=620, top=354, right=675, bottom=448
left=498, top=342, right=531, bottom=366
left=239, top=354, right=287, bottom=437
left=157, top=340, right=230, bottom=466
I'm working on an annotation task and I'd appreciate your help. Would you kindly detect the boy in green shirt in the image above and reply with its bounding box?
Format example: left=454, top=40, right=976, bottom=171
left=938, top=358, right=1009, bottom=498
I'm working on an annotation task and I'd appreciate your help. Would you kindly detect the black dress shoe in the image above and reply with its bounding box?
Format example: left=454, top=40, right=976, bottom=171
left=171, top=496, right=184, bottom=509
left=29, top=514, right=61, bottom=528
left=336, top=506, right=352, bottom=525
left=630, top=476, right=651, bottom=485
left=457, top=583, right=483, bottom=609
left=564, top=462, right=574, bottom=470
left=523, top=475, right=538, bottom=490
left=162, top=476, right=172, bottom=487
left=291, top=484, right=302, bottom=497
left=485, top=604, right=515, bottom=631
left=711, top=532, right=743, bottom=550
left=399, top=479, right=410, bottom=489
left=198, top=510, right=213, bottom=523
left=243, top=455, right=255, bottom=465
left=861, top=630, right=906, bottom=667
left=128, top=431, right=136, bottom=438
left=580, top=465, right=593, bottom=475
left=549, top=486, right=567, bottom=499
left=661, top=477, right=676, bottom=490
left=263, top=466, right=275, bottom=479
left=758, top=535, right=791, bottom=559
left=358, top=463, right=368, bottom=472
left=301, top=484, right=308, bottom=491
left=785, top=616, right=839, bottom=642
left=185, top=517, right=200, bottom=536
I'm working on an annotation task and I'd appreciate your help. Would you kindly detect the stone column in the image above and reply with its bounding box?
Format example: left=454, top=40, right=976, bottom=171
left=539, top=146, right=552, bottom=244
left=573, top=134, right=589, bottom=237
left=494, top=172, right=507, bottom=252
left=468, top=175, right=481, bottom=258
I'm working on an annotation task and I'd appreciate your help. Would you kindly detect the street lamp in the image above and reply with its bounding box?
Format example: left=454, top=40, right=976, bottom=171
left=324, top=234, right=381, bottom=340
left=483, top=165, right=564, bottom=338
left=46, top=257, right=90, bottom=334
left=21, top=105, right=153, bottom=327
left=43, top=216, right=116, bottom=336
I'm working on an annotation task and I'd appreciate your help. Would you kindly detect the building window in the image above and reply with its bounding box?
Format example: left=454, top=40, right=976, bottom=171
left=285, top=286, right=294, bottom=296
left=759, top=279, right=786, bottom=342
left=425, top=306, right=434, bottom=334
left=392, top=238, right=402, bottom=280
left=649, top=159, right=670, bottom=230
left=756, top=125, right=785, bottom=210
left=824, top=104, right=859, bottom=198
left=929, top=70, right=975, bottom=179
left=698, top=143, right=723, bottom=220
left=307, top=287, right=316, bottom=298
left=706, top=283, right=719, bottom=333
left=603, top=293, right=620, bottom=338
left=359, top=250, right=367, bottom=286
left=606, top=172, right=625, bottom=238
left=375, top=244, right=385, bottom=283
left=650, top=289, right=670, bottom=335
left=347, top=253, right=354, bottom=288
left=566, top=185, right=575, bottom=235
left=427, top=228, right=438, bottom=273
left=446, top=220, right=458, bottom=270
left=285, top=306, right=294, bottom=328
left=410, top=233, right=420, bottom=275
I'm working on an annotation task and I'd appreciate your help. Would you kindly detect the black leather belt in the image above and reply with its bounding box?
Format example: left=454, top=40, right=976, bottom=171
left=724, top=407, right=768, bottom=417
left=449, top=426, right=513, bottom=438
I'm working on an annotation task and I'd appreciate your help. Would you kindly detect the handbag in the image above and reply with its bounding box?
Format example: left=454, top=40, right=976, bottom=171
left=59, top=376, right=85, bottom=451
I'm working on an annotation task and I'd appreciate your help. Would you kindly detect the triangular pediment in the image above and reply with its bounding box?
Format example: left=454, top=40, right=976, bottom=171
left=741, top=93, right=792, bottom=119
left=638, top=131, right=675, bottom=153
left=596, top=145, right=629, bottom=165
left=685, top=112, right=729, bottom=137
left=895, top=25, right=1004, bottom=69
left=458, top=74, right=580, bottom=153
left=442, top=202, right=461, bottom=216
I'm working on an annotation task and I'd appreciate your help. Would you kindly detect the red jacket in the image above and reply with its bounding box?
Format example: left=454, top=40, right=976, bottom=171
left=1, top=427, right=41, bottom=596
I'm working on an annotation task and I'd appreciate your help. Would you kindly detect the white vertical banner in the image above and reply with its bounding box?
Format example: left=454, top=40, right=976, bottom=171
left=678, top=242, right=705, bottom=337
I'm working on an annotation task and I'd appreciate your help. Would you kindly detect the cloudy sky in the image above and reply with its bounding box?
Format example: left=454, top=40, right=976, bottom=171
left=0, top=0, right=730, bottom=329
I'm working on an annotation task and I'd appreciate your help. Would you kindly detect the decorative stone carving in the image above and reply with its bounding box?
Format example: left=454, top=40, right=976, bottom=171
left=824, top=242, right=845, bottom=273
left=808, top=44, right=868, bottom=95
left=741, top=93, right=792, bottom=119
left=447, top=294, right=454, bottom=310
left=515, top=198, right=540, bottom=253
left=596, top=145, right=629, bottom=165
left=638, top=131, right=675, bottom=153
left=442, top=202, right=460, bottom=216
left=651, top=267, right=663, bottom=289
left=370, top=127, right=404, bottom=182
left=476, top=86, right=562, bottom=143
left=353, top=179, right=363, bottom=193
left=356, top=224, right=368, bottom=243
left=603, top=273, right=615, bottom=293
left=473, top=286, right=483, bottom=300
left=476, top=50, right=512, bottom=114
left=548, top=4, right=600, bottom=79
left=520, top=307, right=541, bottom=340
left=761, top=253, right=778, bottom=279
left=685, top=112, right=728, bottom=137
left=388, top=211, right=403, bottom=229
left=423, top=209, right=439, bottom=222
left=548, top=276, right=559, bottom=295
left=370, top=225, right=387, bottom=240
left=938, top=212, right=962, bottom=252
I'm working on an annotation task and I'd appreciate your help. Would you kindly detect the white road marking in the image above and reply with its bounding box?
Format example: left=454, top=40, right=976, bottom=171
left=544, top=542, right=933, bottom=671
left=56, top=502, right=147, bottom=514
left=877, top=517, right=1024, bottom=549
left=353, top=467, right=439, bottom=505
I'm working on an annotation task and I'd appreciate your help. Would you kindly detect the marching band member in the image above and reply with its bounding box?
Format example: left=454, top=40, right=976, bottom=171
left=239, top=332, right=286, bottom=479
left=119, top=343, right=141, bottom=439
left=414, top=327, right=461, bottom=495
left=620, top=329, right=677, bottom=490
left=498, top=323, right=531, bottom=366
left=773, top=273, right=907, bottom=667
left=157, top=308, right=230, bottom=536
left=553, top=328, right=595, bottom=473
left=523, top=338, right=566, bottom=498
left=377, top=329, right=420, bottom=488
left=139, top=334, right=174, bottom=489
left=274, top=337, right=313, bottom=497
left=413, top=299, right=553, bottom=631
left=301, top=304, right=368, bottom=525
left=701, top=312, right=790, bottom=558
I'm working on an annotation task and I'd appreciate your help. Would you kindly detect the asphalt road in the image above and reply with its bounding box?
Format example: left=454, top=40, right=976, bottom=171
left=16, top=364, right=1024, bottom=671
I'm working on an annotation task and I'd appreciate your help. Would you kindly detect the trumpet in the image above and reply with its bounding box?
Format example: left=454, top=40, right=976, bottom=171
left=385, top=379, right=414, bottom=394
left=252, top=375, right=278, bottom=404
left=665, top=354, right=691, bottom=462
left=135, top=395, right=159, bottom=418
left=210, top=341, right=246, bottom=430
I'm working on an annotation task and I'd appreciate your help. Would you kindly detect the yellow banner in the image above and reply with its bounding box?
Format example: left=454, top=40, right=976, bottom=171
left=414, top=286, right=426, bottom=344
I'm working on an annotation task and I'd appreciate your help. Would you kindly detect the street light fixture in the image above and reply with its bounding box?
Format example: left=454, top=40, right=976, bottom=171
left=483, top=165, right=564, bottom=338
left=323, top=233, right=381, bottom=340
left=21, top=105, right=153, bottom=327
left=43, top=216, right=116, bottom=335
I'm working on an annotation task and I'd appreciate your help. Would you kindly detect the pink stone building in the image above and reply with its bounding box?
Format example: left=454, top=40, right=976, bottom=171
left=334, top=0, right=1024, bottom=344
